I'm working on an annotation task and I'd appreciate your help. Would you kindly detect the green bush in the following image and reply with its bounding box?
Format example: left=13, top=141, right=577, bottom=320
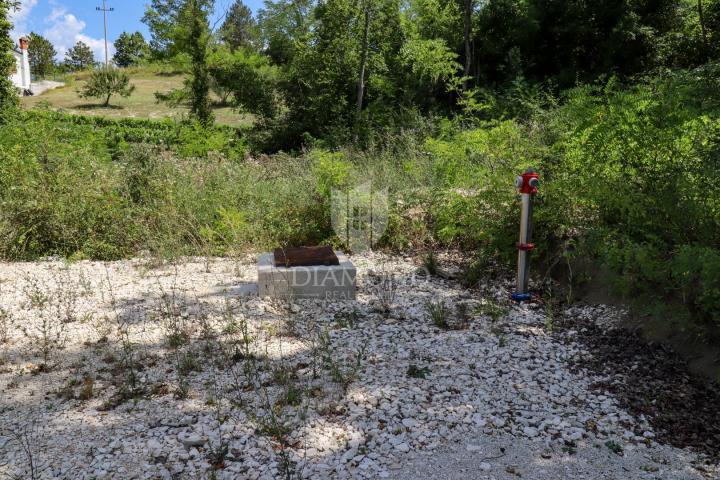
left=78, top=68, right=136, bottom=106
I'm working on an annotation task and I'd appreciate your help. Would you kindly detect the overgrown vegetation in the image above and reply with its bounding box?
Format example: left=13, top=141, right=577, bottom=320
left=2, top=0, right=719, bottom=338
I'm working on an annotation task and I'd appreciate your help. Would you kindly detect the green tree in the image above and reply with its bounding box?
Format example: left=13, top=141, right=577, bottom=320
left=113, top=32, right=148, bottom=67
left=219, top=0, right=258, bottom=51
left=282, top=0, right=404, bottom=142
left=257, top=0, right=315, bottom=65
left=142, top=0, right=184, bottom=59
left=182, top=0, right=213, bottom=124
left=78, top=67, right=136, bottom=106
left=0, top=1, right=19, bottom=115
left=65, top=41, right=95, bottom=71
left=28, top=32, right=57, bottom=78
left=208, top=46, right=278, bottom=117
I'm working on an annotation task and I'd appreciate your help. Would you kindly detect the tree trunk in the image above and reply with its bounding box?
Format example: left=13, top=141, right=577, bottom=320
left=105, top=93, right=111, bottom=107
left=698, top=0, right=708, bottom=54
left=355, top=1, right=371, bottom=131
left=463, top=0, right=473, bottom=86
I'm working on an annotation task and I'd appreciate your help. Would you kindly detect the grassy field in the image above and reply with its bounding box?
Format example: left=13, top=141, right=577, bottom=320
left=21, top=68, right=252, bottom=128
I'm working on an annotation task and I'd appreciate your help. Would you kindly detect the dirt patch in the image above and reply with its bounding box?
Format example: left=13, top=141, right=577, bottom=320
left=557, top=305, right=720, bottom=466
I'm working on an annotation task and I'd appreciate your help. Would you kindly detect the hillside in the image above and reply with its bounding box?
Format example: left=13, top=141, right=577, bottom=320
left=21, top=67, right=253, bottom=128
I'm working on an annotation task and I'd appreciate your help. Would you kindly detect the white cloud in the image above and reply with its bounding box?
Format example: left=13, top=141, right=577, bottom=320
left=9, top=0, right=39, bottom=40
left=42, top=7, right=114, bottom=63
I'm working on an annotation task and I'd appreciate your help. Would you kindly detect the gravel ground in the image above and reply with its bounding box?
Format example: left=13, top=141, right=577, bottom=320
left=0, top=253, right=716, bottom=479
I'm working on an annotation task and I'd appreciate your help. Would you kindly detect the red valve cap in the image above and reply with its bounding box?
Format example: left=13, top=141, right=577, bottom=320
left=518, top=168, right=540, bottom=194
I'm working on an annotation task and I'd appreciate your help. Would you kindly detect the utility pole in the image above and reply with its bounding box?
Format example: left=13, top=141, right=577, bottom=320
left=96, top=0, right=114, bottom=67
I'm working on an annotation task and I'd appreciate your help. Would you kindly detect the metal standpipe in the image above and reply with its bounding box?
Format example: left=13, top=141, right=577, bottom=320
left=512, top=168, right=540, bottom=302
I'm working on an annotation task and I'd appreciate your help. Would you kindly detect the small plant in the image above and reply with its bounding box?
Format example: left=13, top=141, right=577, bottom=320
left=425, top=299, right=451, bottom=329
left=374, top=271, right=398, bottom=315
left=103, top=272, right=144, bottom=407
left=207, top=441, right=229, bottom=471
left=422, top=251, right=439, bottom=276
left=406, top=364, right=430, bottom=379
left=455, top=303, right=471, bottom=330
left=78, top=67, right=136, bottom=107
left=78, top=376, right=95, bottom=400
left=22, top=309, right=67, bottom=370
left=475, top=300, right=508, bottom=323
left=178, top=350, right=200, bottom=376
left=1, top=420, right=42, bottom=479
left=334, top=308, right=361, bottom=328
left=605, top=440, right=624, bottom=455
left=544, top=304, right=554, bottom=332
left=0, top=305, right=13, bottom=344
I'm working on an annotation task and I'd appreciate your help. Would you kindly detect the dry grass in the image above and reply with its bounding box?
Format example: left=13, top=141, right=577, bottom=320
left=21, top=68, right=253, bottom=128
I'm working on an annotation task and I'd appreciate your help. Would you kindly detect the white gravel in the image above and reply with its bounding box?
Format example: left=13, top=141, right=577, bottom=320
left=0, top=253, right=715, bottom=479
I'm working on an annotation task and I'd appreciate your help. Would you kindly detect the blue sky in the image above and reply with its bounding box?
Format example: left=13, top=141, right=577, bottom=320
left=10, top=0, right=264, bottom=61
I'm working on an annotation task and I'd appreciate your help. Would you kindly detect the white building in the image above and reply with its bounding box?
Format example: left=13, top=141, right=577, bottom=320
left=9, top=37, right=31, bottom=92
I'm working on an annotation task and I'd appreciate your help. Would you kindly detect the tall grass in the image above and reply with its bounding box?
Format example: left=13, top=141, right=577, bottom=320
left=2, top=64, right=720, bottom=331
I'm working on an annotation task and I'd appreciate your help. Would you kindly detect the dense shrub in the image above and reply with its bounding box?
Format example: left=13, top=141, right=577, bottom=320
left=2, top=63, right=720, bottom=332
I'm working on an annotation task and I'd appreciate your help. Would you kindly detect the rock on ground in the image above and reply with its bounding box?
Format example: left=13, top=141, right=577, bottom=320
left=0, top=253, right=716, bottom=479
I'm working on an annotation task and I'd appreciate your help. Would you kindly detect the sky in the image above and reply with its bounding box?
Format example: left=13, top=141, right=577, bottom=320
left=9, top=0, right=265, bottom=62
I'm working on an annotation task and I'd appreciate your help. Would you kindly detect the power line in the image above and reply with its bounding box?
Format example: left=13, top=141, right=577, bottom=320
left=96, top=0, right=115, bottom=67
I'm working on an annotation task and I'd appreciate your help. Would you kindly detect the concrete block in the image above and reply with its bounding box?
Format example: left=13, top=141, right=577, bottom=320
left=258, top=251, right=356, bottom=300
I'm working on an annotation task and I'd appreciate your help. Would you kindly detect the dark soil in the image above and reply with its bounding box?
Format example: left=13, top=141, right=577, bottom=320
left=556, top=307, right=720, bottom=463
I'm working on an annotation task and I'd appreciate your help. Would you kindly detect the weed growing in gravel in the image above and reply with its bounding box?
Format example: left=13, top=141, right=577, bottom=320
left=19, top=278, right=68, bottom=371
left=422, top=251, right=439, bottom=276
left=406, top=364, right=430, bottom=378
left=318, top=328, right=368, bottom=393
left=475, top=300, right=508, bottom=323
left=605, top=440, right=624, bottom=455
left=372, top=270, right=398, bottom=315
left=455, top=303, right=471, bottom=329
left=0, top=305, right=13, bottom=344
left=1, top=418, right=43, bottom=479
left=426, top=299, right=452, bottom=329
left=333, top=308, right=361, bottom=329
left=0, top=280, right=15, bottom=344
left=220, top=302, right=309, bottom=479
left=101, top=270, right=144, bottom=407
left=544, top=304, right=554, bottom=332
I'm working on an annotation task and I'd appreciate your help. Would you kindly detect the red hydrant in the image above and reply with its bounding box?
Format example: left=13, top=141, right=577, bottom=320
left=512, top=168, right=539, bottom=301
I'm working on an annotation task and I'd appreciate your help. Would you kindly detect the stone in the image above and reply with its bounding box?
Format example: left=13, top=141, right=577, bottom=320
left=178, top=433, right=206, bottom=448
left=257, top=251, right=356, bottom=300
left=394, top=443, right=410, bottom=453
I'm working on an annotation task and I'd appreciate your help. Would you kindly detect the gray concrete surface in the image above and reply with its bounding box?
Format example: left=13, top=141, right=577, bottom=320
left=30, top=80, right=64, bottom=96
left=257, top=250, right=356, bottom=300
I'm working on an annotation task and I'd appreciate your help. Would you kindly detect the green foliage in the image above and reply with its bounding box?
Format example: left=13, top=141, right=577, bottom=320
left=278, top=0, right=406, bottom=145
left=28, top=32, right=57, bottom=78
left=64, top=41, right=95, bottom=71
left=257, top=0, right=314, bottom=65
left=78, top=68, right=136, bottom=106
left=207, top=46, right=279, bottom=118
left=0, top=1, right=19, bottom=116
left=425, top=299, right=451, bottom=329
left=142, top=0, right=185, bottom=59
left=400, top=38, right=460, bottom=85
left=220, top=0, right=258, bottom=51
left=184, top=0, right=213, bottom=125
left=113, top=32, right=148, bottom=68
left=311, top=150, right=354, bottom=198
